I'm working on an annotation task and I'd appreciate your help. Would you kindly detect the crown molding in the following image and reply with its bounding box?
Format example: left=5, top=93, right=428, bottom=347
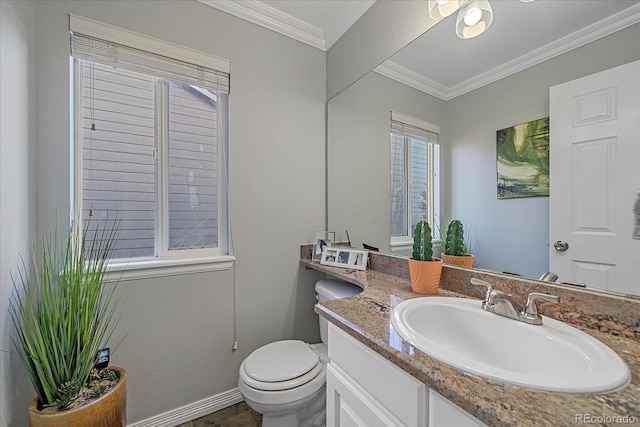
left=197, top=0, right=374, bottom=51
left=374, top=61, right=450, bottom=101
left=375, top=4, right=640, bottom=101
left=197, top=0, right=326, bottom=50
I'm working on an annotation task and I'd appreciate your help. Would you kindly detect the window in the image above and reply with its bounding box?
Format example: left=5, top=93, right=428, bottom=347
left=70, top=15, right=232, bottom=276
left=390, top=112, right=440, bottom=251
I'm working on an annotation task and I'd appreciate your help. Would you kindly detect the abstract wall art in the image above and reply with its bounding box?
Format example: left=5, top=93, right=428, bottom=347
left=496, top=117, right=550, bottom=199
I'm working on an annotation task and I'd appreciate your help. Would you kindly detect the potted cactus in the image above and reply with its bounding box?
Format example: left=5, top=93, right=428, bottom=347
left=408, top=220, right=443, bottom=294
left=441, top=219, right=474, bottom=268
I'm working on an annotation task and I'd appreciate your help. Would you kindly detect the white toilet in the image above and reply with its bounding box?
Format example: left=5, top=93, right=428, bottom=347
left=238, top=279, right=363, bottom=427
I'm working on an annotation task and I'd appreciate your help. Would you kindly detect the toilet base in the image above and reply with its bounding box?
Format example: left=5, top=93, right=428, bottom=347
left=243, top=383, right=326, bottom=427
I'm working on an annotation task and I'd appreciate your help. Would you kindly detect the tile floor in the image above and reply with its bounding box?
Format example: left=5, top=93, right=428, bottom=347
left=177, top=401, right=262, bottom=427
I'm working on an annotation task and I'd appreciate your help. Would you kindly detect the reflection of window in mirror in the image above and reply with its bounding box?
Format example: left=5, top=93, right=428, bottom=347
left=389, top=112, right=440, bottom=251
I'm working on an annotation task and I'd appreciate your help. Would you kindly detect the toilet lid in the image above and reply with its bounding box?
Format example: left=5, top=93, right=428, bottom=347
left=243, top=340, right=321, bottom=387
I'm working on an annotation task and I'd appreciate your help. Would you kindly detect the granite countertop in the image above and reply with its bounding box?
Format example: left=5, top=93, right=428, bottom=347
left=300, top=258, right=640, bottom=427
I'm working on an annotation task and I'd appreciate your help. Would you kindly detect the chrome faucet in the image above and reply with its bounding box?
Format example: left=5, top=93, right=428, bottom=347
left=470, top=278, right=560, bottom=325
left=538, top=271, right=559, bottom=282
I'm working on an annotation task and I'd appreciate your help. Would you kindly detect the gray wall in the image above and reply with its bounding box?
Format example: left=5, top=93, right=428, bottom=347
left=3, top=0, right=326, bottom=424
left=0, top=1, right=38, bottom=425
left=445, top=23, right=640, bottom=278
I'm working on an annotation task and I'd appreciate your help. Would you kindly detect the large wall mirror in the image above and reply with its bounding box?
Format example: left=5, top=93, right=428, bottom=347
left=327, top=1, right=640, bottom=297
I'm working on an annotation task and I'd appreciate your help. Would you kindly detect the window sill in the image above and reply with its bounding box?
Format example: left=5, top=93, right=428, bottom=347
left=390, top=240, right=413, bottom=253
left=103, top=255, right=236, bottom=282
left=390, top=239, right=443, bottom=254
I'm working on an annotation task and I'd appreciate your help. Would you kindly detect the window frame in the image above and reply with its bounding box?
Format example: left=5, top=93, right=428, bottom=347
left=70, top=20, right=234, bottom=281
left=389, top=114, right=441, bottom=253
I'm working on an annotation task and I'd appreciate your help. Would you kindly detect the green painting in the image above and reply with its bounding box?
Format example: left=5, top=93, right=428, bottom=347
left=497, top=117, right=549, bottom=199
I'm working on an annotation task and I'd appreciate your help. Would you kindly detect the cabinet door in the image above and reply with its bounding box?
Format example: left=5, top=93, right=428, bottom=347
left=429, top=389, right=487, bottom=427
left=329, top=325, right=427, bottom=426
left=327, top=363, right=405, bottom=427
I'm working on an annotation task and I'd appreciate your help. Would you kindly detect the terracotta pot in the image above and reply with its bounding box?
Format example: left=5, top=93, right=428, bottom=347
left=29, top=367, right=126, bottom=427
left=441, top=253, right=475, bottom=268
left=408, top=258, right=443, bottom=295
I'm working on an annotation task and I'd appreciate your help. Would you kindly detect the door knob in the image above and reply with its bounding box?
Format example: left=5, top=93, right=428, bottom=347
left=553, top=241, right=569, bottom=252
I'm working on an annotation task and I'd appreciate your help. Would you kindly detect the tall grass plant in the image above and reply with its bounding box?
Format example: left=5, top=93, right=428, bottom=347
left=9, top=218, right=120, bottom=409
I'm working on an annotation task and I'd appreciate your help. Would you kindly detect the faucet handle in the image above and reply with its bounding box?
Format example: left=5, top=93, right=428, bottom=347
left=470, top=278, right=493, bottom=303
left=523, top=293, right=560, bottom=317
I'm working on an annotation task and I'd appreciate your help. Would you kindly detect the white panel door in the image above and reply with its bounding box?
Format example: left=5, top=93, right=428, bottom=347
left=549, top=60, right=640, bottom=295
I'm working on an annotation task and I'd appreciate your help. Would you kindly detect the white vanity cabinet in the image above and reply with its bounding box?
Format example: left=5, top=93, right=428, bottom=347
left=428, top=390, right=487, bottom=427
left=326, top=324, right=486, bottom=427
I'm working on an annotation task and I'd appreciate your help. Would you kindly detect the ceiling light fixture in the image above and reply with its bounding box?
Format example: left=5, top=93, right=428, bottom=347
left=455, top=0, right=493, bottom=39
left=428, top=0, right=464, bottom=20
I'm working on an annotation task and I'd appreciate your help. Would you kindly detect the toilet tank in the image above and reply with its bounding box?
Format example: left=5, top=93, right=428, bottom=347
left=315, top=279, right=362, bottom=344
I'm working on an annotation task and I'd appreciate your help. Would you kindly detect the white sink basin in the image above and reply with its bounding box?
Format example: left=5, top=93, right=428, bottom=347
left=390, top=297, right=630, bottom=393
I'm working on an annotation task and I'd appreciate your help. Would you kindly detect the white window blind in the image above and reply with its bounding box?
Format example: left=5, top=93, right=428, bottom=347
left=70, top=14, right=230, bottom=94
left=390, top=132, right=408, bottom=236
left=390, top=111, right=439, bottom=145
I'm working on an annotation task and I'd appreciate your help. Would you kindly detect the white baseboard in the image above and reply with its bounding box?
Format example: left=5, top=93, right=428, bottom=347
left=128, top=388, right=244, bottom=427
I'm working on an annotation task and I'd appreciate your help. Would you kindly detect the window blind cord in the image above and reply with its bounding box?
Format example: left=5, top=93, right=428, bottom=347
left=90, top=45, right=96, bottom=131
left=229, top=166, right=238, bottom=351
left=219, top=96, right=238, bottom=351
left=229, top=173, right=238, bottom=352
left=89, top=59, right=95, bottom=217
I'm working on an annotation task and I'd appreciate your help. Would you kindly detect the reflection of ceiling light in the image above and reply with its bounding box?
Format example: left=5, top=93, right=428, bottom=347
left=456, top=0, right=493, bottom=39
left=428, top=0, right=463, bottom=20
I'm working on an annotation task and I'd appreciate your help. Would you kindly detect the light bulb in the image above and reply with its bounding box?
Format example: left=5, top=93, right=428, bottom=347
left=456, top=0, right=493, bottom=39
left=463, top=6, right=482, bottom=26
left=429, top=0, right=459, bottom=19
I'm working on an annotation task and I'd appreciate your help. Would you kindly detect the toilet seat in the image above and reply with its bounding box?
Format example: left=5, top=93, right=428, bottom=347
left=240, top=340, right=322, bottom=391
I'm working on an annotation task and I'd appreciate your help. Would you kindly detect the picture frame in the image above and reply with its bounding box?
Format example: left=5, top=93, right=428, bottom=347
left=320, top=246, right=369, bottom=271
left=312, top=231, right=335, bottom=261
